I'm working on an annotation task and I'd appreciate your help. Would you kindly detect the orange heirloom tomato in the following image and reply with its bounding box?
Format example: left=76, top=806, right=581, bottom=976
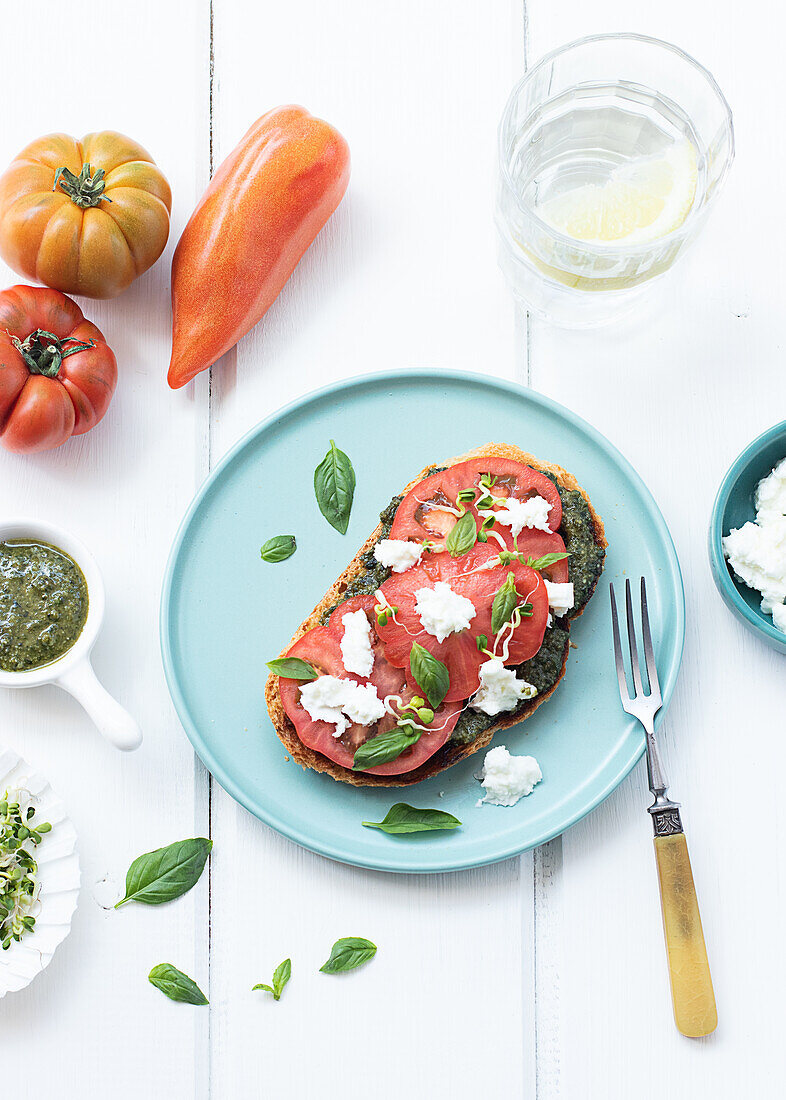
left=168, top=105, right=350, bottom=389
left=0, top=285, right=117, bottom=453
left=0, top=131, right=171, bottom=299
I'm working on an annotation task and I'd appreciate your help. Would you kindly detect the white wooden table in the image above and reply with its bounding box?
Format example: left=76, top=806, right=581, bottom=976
left=1, top=2, right=783, bottom=1095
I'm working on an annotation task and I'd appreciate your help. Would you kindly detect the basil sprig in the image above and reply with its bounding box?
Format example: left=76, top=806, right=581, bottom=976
left=148, top=963, right=208, bottom=1005
left=526, top=552, right=569, bottom=571
left=445, top=510, right=477, bottom=557
left=115, top=838, right=212, bottom=908
left=320, top=937, right=377, bottom=974
left=409, top=642, right=450, bottom=708
left=362, top=803, right=462, bottom=834
left=491, top=572, right=519, bottom=634
left=266, top=657, right=318, bottom=681
left=352, top=724, right=421, bottom=771
left=260, top=535, right=297, bottom=563
left=253, top=958, right=291, bottom=1001
left=314, top=440, right=356, bottom=534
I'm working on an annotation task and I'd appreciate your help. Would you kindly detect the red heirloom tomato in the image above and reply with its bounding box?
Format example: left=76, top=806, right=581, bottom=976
left=278, top=595, right=460, bottom=776
left=390, top=457, right=564, bottom=556
left=0, top=285, right=117, bottom=453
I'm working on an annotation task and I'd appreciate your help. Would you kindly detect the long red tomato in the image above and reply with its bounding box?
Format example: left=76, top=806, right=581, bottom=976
left=0, top=285, right=117, bottom=453
left=168, top=106, right=350, bottom=389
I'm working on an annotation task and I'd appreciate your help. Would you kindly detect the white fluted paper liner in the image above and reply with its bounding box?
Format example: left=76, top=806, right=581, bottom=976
left=0, top=747, right=80, bottom=996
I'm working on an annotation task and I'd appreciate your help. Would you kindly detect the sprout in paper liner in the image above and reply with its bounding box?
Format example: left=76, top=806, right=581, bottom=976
left=0, top=748, right=79, bottom=996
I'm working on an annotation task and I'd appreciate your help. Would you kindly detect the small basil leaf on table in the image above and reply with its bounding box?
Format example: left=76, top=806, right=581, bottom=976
left=362, top=803, right=462, bottom=834
left=148, top=963, right=208, bottom=1005
left=352, top=724, right=421, bottom=771
left=314, top=439, right=356, bottom=534
left=408, top=642, right=449, bottom=709
left=260, top=535, right=297, bottom=563
left=253, top=957, right=291, bottom=1001
left=491, top=571, right=519, bottom=634
left=115, top=837, right=212, bottom=908
left=445, top=510, right=477, bottom=557
left=266, top=657, right=318, bottom=681
left=320, top=937, right=377, bottom=974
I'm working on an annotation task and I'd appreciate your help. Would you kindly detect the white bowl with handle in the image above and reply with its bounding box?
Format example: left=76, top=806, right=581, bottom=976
left=0, top=518, right=141, bottom=751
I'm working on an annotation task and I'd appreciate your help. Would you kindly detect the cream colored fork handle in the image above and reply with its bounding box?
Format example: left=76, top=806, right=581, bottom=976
left=653, top=832, right=717, bottom=1037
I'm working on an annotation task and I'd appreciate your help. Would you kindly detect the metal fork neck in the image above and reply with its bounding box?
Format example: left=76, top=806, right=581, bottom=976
left=642, top=721, right=682, bottom=835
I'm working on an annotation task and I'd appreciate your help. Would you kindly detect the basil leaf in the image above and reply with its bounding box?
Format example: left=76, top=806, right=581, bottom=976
left=253, top=958, right=291, bottom=1001
left=352, top=724, right=421, bottom=771
left=148, top=963, right=208, bottom=1005
left=115, top=838, right=212, bottom=908
left=266, top=657, right=318, bottom=681
left=314, top=440, right=356, bottom=534
left=445, top=510, right=477, bottom=557
left=491, top=571, right=519, bottom=634
left=319, top=937, right=377, bottom=974
left=260, top=535, right=297, bottom=563
left=408, top=642, right=450, bottom=709
left=526, top=552, right=569, bottom=571
left=362, top=803, right=462, bottom=834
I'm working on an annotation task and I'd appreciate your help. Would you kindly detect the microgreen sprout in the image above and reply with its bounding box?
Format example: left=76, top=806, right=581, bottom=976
left=396, top=696, right=435, bottom=726
left=0, top=788, right=50, bottom=951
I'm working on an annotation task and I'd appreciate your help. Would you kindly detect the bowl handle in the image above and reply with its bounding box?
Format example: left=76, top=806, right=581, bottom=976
left=57, top=658, right=142, bottom=752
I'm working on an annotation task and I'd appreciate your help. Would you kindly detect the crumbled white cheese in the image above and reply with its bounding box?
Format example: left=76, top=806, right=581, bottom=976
left=491, top=495, right=553, bottom=537
left=340, top=609, right=374, bottom=677
left=414, top=582, right=476, bottom=642
left=723, top=456, right=786, bottom=633
left=470, top=658, right=537, bottom=716
left=373, top=539, right=423, bottom=573
left=544, top=580, right=574, bottom=618
left=477, top=745, right=542, bottom=807
left=755, top=457, right=786, bottom=524
left=299, top=676, right=385, bottom=737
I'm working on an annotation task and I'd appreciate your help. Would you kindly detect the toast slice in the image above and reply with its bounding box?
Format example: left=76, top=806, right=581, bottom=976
left=264, top=442, right=607, bottom=787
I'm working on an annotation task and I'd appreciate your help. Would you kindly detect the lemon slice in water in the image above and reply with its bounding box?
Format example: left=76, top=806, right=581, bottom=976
left=538, top=141, right=698, bottom=247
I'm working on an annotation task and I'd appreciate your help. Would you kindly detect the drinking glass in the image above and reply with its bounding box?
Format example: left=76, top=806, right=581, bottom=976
left=496, top=34, right=734, bottom=325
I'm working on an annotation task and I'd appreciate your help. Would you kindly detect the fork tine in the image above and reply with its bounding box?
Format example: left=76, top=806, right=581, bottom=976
left=609, top=584, right=632, bottom=702
left=639, top=577, right=661, bottom=699
left=624, top=579, right=645, bottom=696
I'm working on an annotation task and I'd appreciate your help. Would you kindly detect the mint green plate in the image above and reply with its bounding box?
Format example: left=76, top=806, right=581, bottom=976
left=161, top=370, right=684, bottom=873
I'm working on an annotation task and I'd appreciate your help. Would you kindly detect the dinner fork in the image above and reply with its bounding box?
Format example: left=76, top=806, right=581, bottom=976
left=610, top=578, right=717, bottom=1038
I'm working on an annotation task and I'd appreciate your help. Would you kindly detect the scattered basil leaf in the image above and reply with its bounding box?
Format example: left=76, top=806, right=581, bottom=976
left=260, top=535, right=297, bottom=563
left=253, top=957, right=291, bottom=1001
left=408, top=642, right=450, bottom=709
left=320, top=937, right=377, bottom=974
left=314, top=440, right=356, bottom=535
left=115, top=838, right=212, bottom=908
left=266, top=657, right=318, bottom=681
left=491, top=571, right=519, bottom=634
left=476, top=634, right=488, bottom=651
left=362, top=803, right=462, bottom=834
left=148, top=963, right=208, bottom=1005
left=526, top=552, right=569, bottom=571
left=445, top=510, right=477, bottom=557
left=352, top=724, right=421, bottom=771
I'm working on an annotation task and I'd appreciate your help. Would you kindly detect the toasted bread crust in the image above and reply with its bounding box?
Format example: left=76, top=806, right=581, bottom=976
left=264, top=442, right=606, bottom=786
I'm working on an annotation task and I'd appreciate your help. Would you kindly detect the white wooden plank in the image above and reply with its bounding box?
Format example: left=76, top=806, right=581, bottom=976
left=526, top=3, right=785, bottom=1095
left=0, top=2, right=211, bottom=1095
left=207, top=2, right=532, bottom=1096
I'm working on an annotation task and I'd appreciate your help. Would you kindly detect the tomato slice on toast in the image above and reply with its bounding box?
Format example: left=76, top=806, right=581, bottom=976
left=375, top=543, right=549, bottom=700
left=277, top=595, right=460, bottom=776
left=389, top=457, right=563, bottom=553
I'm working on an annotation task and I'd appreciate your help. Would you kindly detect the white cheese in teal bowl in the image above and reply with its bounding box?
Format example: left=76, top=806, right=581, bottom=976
left=709, top=421, right=786, bottom=654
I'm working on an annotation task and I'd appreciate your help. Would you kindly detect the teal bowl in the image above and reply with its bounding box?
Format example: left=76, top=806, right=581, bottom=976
left=709, top=420, right=786, bottom=654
